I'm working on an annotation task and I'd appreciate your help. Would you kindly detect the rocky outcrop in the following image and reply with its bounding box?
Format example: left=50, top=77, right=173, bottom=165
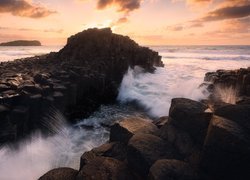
left=40, top=66, right=250, bottom=180
left=110, top=117, right=159, bottom=143
left=201, top=115, right=250, bottom=179
left=204, top=67, right=250, bottom=108
left=149, top=159, right=199, bottom=180
left=0, top=28, right=163, bottom=143
left=0, top=40, right=41, bottom=46
left=40, top=94, right=250, bottom=180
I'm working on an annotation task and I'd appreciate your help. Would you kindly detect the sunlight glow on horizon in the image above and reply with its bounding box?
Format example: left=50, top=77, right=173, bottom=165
left=0, top=0, right=250, bottom=45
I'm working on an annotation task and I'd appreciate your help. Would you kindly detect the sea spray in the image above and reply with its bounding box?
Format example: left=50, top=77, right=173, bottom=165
left=0, top=109, right=103, bottom=180
left=213, top=85, right=238, bottom=104
left=117, top=67, right=209, bottom=117
left=0, top=105, right=145, bottom=180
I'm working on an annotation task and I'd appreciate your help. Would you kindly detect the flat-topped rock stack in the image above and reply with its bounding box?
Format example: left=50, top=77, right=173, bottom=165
left=0, top=28, right=163, bottom=143
left=40, top=97, right=250, bottom=180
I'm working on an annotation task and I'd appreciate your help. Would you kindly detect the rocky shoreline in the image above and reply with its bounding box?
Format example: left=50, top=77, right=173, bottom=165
left=40, top=67, right=250, bottom=180
left=0, top=28, right=163, bottom=143
left=1, top=28, right=250, bottom=180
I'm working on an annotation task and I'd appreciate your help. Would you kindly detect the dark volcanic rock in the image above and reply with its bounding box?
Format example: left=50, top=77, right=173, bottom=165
left=160, top=123, right=195, bottom=157
left=110, top=117, right=159, bottom=143
left=77, top=156, right=135, bottom=180
left=127, top=133, right=179, bottom=177
left=204, top=67, right=250, bottom=104
left=59, top=28, right=163, bottom=79
left=38, top=167, right=78, bottom=180
left=215, top=104, right=250, bottom=133
left=168, top=98, right=212, bottom=145
left=149, top=159, right=198, bottom=180
left=80, top=142, right=127, bottom=169
left=201, top=115, right=250, bottom=180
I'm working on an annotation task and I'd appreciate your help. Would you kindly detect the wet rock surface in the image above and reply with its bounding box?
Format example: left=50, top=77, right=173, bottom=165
left=149, top=159, right=199, bottom=180
left=0, top=28, right=163, bottom=143
left=39, top=168, right=78, bottom=180
left=40, top=89, right=250, bottom=180
left=110, top=117, right=159, bottom=143
left=204, top=67, right=250, bottom=108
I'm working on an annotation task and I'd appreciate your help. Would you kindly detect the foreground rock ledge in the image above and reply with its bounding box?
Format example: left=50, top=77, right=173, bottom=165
left=0, top=28, right=163, bottom=143
left=40, top=94, right=250, bottom=180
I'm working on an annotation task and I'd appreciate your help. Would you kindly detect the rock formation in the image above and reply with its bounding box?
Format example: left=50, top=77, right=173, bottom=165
left=40, top=67, right=250, bottom=180
left=0, top=40, right=41, bottom=46
left=204, top=67, right=250, bottom=109
left=0, top=28, right=163, bottom=143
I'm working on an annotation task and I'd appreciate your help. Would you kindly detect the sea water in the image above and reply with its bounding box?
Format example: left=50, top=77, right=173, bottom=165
left=0, top=46, right=62, bottom=62
left=0, top=45, right=249, bottom=180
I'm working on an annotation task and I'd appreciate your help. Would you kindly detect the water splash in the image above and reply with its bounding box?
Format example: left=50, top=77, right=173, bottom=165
left=0, top=105, right=142, bottom=180
left=214, top=85, right=238, bottom=104
left=117, top=67, right=209, bottom=117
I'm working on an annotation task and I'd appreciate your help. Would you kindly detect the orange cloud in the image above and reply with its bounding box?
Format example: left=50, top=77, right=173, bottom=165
left=97, top=0, right=143, bottom=13
left=201, top=3, right=250, bottom=21
left=0, top=0, right=56, bottom=18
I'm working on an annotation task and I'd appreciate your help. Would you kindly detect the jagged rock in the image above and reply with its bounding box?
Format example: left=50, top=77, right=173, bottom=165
left=153, top=116, right=168, bottom=128
left=201, top=115, right=250, bottom=180
left=77, top=156, right=135, bottom=180
left=110, top=117, right=159, bottom=143
left=127, top=133, right=179, bottom=177
left=148, top=159, right=198, bottom=180
left=10, top=106, right=29, bottom=137
left=39, top=167, right=78, bottom=180
left=34, top=73, right=51, bottom=85
left=204, top=67, right=250, bottom=97
left=80, top=142, right=127, bottom=169
left=168, top=98, right=212, bottom=145
left=215, top=104, right=250, bottom=133
left=160, top=123, right=194, bottom=157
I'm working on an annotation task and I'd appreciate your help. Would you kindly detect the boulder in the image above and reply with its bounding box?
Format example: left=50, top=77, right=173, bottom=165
left=215, top=104, right=250, bottom=133
left=169, top=98, right=212, bottom=145
left=110, top=117, right=159, bottom=143
left=80, top=142, right=127, bottom=169
left=39, top=167, right=78, bottom=180
left=34, top=73, right=51, bottom=85
left=127, top=133, right=179, bottom=177
left=77, top=156, right=134, bottom=180
left=201, top=115, right=250, bottom=179
left=149, top=159, right=198, bottom=180
left=160, top=123, right=194, bottom=157
left=153, top=116, right=168, bottom=128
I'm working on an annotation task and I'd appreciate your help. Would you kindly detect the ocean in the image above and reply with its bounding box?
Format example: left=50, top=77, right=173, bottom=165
left=0, top=45, right=250, bottom=179
left=0, top=46, right=63, bottom=62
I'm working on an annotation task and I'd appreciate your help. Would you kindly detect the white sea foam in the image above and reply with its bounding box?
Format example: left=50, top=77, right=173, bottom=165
left=117, top=46, right=250, bottom=117
left=0, top=105, right=144, bottom=180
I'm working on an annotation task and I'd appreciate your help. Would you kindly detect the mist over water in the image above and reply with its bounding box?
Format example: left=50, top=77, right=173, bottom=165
left=0, top=45, right=250, bottom=180
left=118, top=46, right=250, bottom=117
left=0, top=105, right=145, bottom=180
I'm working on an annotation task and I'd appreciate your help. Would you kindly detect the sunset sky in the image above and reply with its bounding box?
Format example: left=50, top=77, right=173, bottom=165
left=0, top=0, right=250, bottom=45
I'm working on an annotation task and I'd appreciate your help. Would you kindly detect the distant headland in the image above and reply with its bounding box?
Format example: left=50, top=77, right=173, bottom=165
left=0, top=40, right=41, bottom=46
